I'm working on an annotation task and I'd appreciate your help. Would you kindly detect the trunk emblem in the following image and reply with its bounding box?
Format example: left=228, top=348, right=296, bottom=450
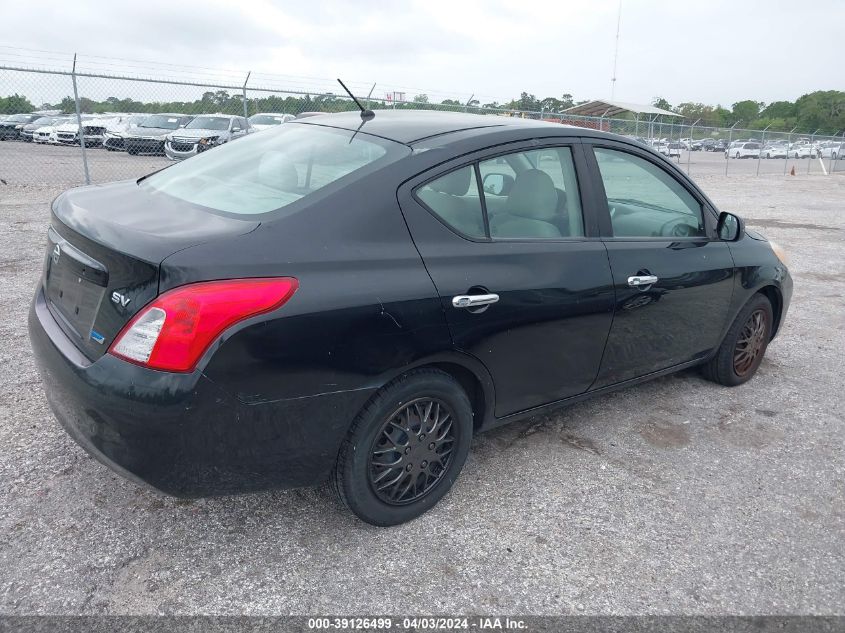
left=52, top=244, right=61, bottom=264
left=111, top=291, right=131, bottom=307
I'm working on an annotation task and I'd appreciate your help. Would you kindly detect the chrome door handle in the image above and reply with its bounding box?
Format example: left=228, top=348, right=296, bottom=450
left=628, top=275, right=659, bottom=288
left=452, top=293, right=500, bottom=308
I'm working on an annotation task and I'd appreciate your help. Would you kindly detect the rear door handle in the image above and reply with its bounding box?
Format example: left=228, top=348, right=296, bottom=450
left=452, top=293, right=500, bottom=308
left=627, top=275, right=659, bottom=288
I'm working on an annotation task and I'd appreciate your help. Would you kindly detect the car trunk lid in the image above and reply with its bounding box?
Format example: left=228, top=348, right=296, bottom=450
left=42, top=180, right=260, bottom=360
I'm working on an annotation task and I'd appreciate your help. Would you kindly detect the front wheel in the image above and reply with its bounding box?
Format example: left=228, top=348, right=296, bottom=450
left=333, top=369, right=473, bottom=526
left=702, top=294, right=773, bottom=386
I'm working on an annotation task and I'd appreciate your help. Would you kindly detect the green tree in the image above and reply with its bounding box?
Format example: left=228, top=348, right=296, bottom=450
left=0, top=94, right=34, bottom=113
left=412, top=94, right=429, bottom=104
left=652, top=97, right=672, bottom=111
left=730, top=100, right=763, bottom=125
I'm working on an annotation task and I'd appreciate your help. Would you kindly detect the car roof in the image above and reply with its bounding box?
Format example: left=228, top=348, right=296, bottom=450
left=291, top=110, right=578, bottom=145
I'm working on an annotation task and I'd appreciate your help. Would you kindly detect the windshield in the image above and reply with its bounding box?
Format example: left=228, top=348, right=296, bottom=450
left=140, top=114, right=185, bottom=129
left=250, top=115, right=286, bottom=125
left=31, top=117, right=54, bottom=126
left=186, top=116, right=231, bottom=131
left=141, top=123, right=408, bottom=216
left=8, top=114, right=30, bottom=122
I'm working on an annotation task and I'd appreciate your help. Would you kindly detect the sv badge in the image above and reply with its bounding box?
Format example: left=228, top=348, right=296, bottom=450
left=111, top=291, right=131, bottom=307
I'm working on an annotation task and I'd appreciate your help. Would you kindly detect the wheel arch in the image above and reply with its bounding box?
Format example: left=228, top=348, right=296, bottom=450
left=757, top=285, right=784, bottom=339
left=371, top=352, right=496, bottom=432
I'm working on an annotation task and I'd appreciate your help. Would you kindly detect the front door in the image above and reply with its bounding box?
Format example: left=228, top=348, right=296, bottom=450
left=585, top=143, right=736, bottom=388
left=399, top=142, right=615, bottom=417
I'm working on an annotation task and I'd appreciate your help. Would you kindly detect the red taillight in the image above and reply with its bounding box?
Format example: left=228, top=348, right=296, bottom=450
left=109, top=277, right=298, bottom=372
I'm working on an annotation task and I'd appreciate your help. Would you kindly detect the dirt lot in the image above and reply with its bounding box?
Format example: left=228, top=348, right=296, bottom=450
left=0, top=164, right=843, bottom=614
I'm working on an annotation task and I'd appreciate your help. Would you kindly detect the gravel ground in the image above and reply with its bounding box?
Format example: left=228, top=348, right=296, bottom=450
left=0, top=170, right=843, bottom=615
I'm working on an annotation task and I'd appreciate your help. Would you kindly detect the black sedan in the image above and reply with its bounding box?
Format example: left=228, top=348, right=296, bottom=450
left=29, top=111, right=792, bottom=525
left=0, top=113, right=45, bottom=140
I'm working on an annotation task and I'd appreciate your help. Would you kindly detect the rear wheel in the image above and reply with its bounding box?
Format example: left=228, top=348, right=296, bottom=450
left=702, top=294, right=773, bottom=386
left=333, top=369, right=473, bottom=526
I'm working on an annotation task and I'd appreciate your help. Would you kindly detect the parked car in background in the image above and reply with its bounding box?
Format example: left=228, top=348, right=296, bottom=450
left=248, top=112, right=294, bottom=131
left=27, top=111, right=792, bottom=525
left=164, top=115, right=251, bottom=160
left=102, top=114, right=147, bottom=151
left=658, top=142, right=683, bottom=158
left=790, top=144, right=817, bottom=159
left=819, top=141, right=844, bottom=160
left=728, top=142, right=761, bottom=159
left=762, top=143, right=788, bottom=159
left=0, top=113, right=45, bottom=140
left=54, top=116, right=116, bottom=146
left=19, top=116, right=61, bottom=142
left=32, top=116, right=73, bottom=144
left=123, top=113, right=193, bottom=155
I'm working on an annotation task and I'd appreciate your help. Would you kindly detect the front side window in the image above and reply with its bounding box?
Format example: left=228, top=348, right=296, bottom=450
left=416, top=166, right=485, bottom=239
left=141, top=123, right=405, bottom=216
left=594, top=148, right=705, bottom=239
left=480, top=147, right=584, bottom=239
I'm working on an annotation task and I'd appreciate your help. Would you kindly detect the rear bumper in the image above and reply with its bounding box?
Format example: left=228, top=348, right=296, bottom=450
left=29, top=287, right=367, bottom=497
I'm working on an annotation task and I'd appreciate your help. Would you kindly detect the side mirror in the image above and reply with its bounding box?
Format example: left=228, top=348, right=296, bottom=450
left=482, top=172, right=515, bottom=196
left=232, top=127, right=241, bottom=132
left=717, top=211, right=744, bottom=241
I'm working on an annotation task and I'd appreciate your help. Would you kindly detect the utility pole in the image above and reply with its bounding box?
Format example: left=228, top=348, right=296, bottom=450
left=610, top=0, right=622, bottom=100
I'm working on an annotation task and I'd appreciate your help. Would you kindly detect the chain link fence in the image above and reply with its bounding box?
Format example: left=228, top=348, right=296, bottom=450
left=2, top=63, right=844, bottom=187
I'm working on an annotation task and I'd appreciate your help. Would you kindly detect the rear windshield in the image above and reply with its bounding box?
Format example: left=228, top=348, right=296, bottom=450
left=141, top=123, right=408, bottom=216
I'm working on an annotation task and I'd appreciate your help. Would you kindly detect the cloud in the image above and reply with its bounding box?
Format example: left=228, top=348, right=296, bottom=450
left=0, top=0, right=842, bottom=106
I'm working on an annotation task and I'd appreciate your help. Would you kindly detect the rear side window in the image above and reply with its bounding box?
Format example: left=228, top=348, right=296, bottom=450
left=416, top=166, right=485, bottom=239
left=480, top=147, right=584, bottom=239
left=416, top=145, right=585, bottom=241
left=141, top=124, right=405, bottom=216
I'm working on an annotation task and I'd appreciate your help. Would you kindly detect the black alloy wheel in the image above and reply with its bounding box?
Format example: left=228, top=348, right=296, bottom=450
left=333, top=369, right=473, bottom=526
left=369, top=398, right=456, bottom=505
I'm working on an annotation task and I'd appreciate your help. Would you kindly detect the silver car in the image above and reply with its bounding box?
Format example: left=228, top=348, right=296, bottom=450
left=124, top=113, right=193, bottom=155
left=164, top=114, right=251, bottom=160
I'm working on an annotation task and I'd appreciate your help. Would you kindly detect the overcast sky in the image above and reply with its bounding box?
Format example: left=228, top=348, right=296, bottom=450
left=1, top=0, right=841, bottom=107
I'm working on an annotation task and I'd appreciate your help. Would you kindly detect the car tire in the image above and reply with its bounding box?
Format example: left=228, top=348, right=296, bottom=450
left=702, top=294, right=773, bottom=387
left=333, top=368, right=473, bottom=526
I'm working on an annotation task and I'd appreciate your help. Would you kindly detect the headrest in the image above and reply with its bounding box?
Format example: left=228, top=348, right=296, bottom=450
left=505, top=169, right=558, bottom=221
left=430, top=168, right=471, bottom=196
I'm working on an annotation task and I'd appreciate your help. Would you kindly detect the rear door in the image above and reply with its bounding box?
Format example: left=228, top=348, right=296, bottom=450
left=398, top=140, right=615, bottom=418
left=584, top=140, right=736, bottom=388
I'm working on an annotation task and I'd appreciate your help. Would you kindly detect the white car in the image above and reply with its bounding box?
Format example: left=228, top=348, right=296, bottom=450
left=789, top=144, right=817, bottom=159
left=54, top=116, right=118, bottom=146
left=819, top=142, right=844, bottom=160
left=248, top=112, right=294, bottom=131
left=762, top=144, right=788, bottom=159
left=32, top=117, right=73, bottom=144
left=656, top=142, right=682, bottom=158
left=729, top=142, right=761, bottom=159
left=102, top=114, right=148, bottom=151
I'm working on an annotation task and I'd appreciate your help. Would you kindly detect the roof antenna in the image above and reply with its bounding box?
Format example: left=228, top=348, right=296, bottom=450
left=337, top=78, right=375, bottom=121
